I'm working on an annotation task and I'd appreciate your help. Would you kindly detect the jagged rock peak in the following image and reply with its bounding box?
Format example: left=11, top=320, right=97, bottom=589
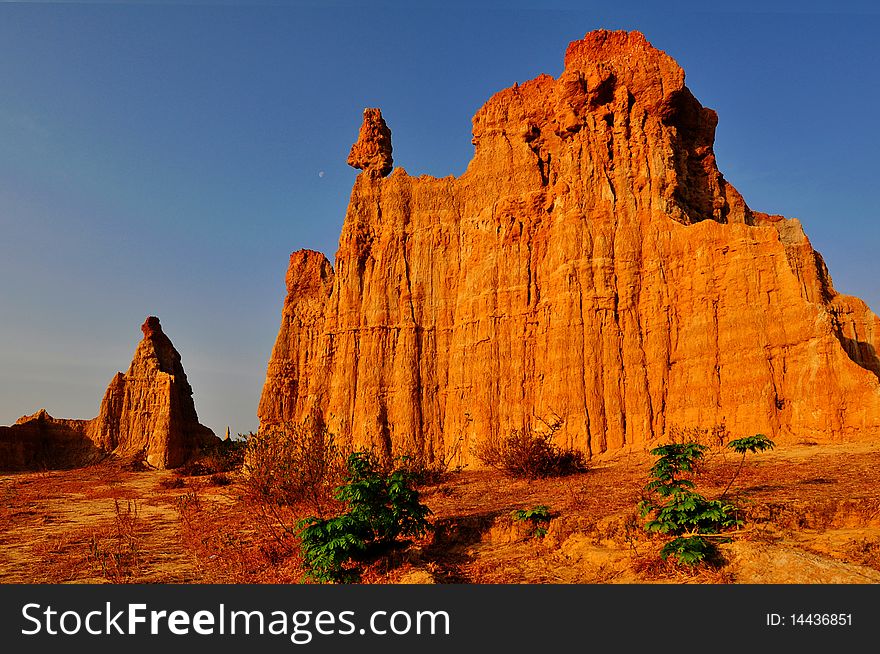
left=347, top=107, right=393, bottom=177
left=141, top=315, right=164, bottom=339
left=91, top=315, right=216, bottom=468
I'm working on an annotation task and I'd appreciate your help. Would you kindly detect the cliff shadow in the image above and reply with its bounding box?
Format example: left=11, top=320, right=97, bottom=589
left=836, top=336, right=880, bottom=381
left=422, top=510, right=507, bottom=583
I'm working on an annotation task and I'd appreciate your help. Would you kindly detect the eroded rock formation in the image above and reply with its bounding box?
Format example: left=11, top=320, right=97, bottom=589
left=347, top=108, right=394, bottom=177
left=259, top=30, right=880, bottom=466
left=0, top=316, right=215, bottom=470
left=0, top=410, right=98, bottom=471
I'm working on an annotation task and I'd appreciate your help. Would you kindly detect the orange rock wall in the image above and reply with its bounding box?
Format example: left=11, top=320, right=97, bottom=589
left=259, top=31, right=880, bottom=465
left=0, top=410, right=98, bottom=471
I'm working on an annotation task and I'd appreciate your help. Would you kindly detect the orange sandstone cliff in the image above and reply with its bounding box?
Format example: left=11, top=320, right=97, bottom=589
left=258, top=30, right=880, bottom=465
left=0, top=316, right=216, bottom=470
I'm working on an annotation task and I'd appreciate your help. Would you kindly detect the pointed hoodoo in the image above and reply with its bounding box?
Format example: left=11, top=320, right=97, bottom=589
left=347, top=107, right=393, bottom=177
left=92, top=316, right=216, bottom=468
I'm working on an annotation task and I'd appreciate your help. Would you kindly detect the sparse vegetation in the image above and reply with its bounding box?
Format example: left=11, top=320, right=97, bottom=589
left=87, top=499, right=144, bottom=582
left=174, top=488, right=202, bottom=527
left=175, top=438, right=246, bottom=478
left=158, top=476, right=186, bottom=490
left=242, top=423, right=349, bottom=515
left=297, top=451, right=433, bottom=583
left=10, top=425, right=880, bottom=584
left=476, top=428, right=587, bottom=479
left=720, top=434, right=775, bottom=498
left=397, top=436, right=466, bottom=486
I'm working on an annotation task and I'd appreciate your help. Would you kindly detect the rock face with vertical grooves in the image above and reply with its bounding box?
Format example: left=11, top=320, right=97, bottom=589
left=0, top=316, right=216, bottom=470
left=258, top=30, right=880, bottom=466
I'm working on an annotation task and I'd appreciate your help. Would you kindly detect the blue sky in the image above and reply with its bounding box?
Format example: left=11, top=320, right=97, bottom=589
left=1, top=1, right=878, bottom=438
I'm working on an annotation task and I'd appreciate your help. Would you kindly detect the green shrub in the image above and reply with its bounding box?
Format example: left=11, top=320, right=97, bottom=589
left=298, top=452, right=432, bottom=583
left=512, top=504, right=552, bottom=538
left=638, top=434, right=775, bottom=566
left=476, top=429, right=587, bottom=479
left=659, top=536, right=714, bottom=566
left=512, top=505, right=551, bottom=522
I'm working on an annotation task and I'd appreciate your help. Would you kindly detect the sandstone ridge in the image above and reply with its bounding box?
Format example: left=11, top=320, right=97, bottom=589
left=259, top=30, right=880, bottom=466
left=0, top=316, right=216, bottom=470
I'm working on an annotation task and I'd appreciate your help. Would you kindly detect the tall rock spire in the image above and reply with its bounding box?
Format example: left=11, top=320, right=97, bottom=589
left=91, top=316, right=216, bottom=468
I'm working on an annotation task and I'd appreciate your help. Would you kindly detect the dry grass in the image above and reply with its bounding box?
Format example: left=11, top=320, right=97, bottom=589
left=3, top=440, right=880, bottom=584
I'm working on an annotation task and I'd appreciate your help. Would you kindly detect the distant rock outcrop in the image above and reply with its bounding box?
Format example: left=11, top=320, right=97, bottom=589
left=258, top=30, right=880, bottom=466
left=0, top=410, right=98, bottom=471
left=0, top=316, right=216, bottom=471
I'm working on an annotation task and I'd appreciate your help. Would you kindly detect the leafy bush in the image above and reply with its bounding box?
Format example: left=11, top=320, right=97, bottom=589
left=476, top=428, right=587, bottom=479
left=639, top=434, right=775, bottom=566
left=512, top=504, right=552, bottom=538
left=243, top=423, right=349, bottom=515
left=642, top=487, right=739, bottom=536
left=512, top=505, right=551, bottom=522
left=297, top=452, right=433, bottom=583
left=659, top=536, right=714, bottom=566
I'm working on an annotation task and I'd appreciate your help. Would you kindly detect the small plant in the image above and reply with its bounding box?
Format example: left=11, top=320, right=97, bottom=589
left=638, top=434, right=775, bottom=566
left=297, top=452, right=432, bottom=583
left=512, top=504, right=551, bottom=538
left=476, top=428, right=587, bottom=479
left=720, top=434, right=775, bottom=498
left=209, top=473, right=231, bottom=487
left=175, top=488, right=202, bottom=527
left=87, top=499, right=143, bottom=582
left=659, top=536, right=714, bottom=566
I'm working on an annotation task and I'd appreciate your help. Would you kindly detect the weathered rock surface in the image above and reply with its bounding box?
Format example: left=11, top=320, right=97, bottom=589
left=347, top=108, right=394, bottom=177
left=259, top=30, right=880, bottom=466
left=90, top=316, right=216, bottom=468
left=0, top=410, right=98, bottom=471
left=0, top=317, right=215, bottom=470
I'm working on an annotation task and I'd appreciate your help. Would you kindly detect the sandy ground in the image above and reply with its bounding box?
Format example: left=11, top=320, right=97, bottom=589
left=2, top=440, right=880, bottom=584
